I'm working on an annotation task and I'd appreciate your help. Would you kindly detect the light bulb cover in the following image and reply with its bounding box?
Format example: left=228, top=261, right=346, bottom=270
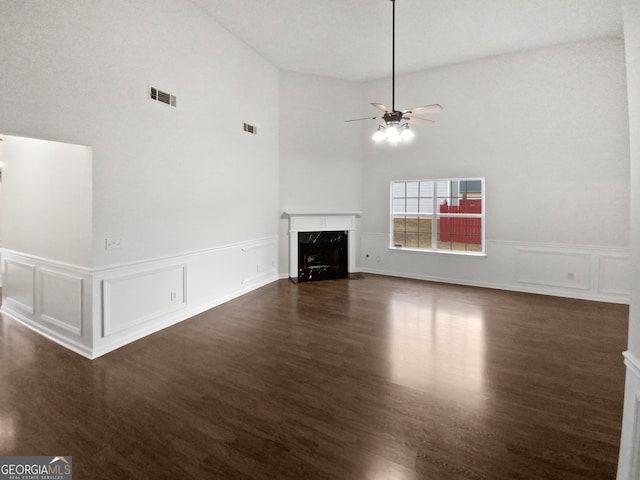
left=400, top=126, right=415, bottom=140
left=372, top=127, right=386, bottom=141
left=385, top=125, right=400, bottom=141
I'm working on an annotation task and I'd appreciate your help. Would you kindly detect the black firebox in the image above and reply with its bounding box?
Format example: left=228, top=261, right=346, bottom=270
left=298, top=231, right=348, bottom=282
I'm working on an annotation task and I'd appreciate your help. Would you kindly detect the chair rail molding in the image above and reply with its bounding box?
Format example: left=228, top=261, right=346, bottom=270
left=0, top=236, right=279, bottom=359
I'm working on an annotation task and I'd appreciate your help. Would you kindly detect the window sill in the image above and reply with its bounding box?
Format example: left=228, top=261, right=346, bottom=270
left=388, top=246, right=487, bottom=257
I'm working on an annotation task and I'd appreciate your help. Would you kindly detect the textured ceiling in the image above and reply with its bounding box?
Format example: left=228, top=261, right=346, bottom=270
left=190, top=0, right=623, bottom=82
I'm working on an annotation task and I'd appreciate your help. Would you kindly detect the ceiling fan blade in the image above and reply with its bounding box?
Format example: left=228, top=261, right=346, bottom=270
left=371, top=103, right=392, bottom=113
left=402, top=104, right=443, bottom=115
left=344, top=116, right=380, bottom=123
left=405, top=116, right=435, bottom=126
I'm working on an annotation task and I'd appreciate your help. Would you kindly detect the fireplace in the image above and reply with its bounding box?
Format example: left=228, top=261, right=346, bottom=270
left=285, top=212, right=361, bottom=282
left=298, top=231, right=348, bottom=282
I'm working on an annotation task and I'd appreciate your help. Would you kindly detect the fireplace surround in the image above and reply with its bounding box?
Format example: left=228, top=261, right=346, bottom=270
left=285, top=212, right=361, bottom=282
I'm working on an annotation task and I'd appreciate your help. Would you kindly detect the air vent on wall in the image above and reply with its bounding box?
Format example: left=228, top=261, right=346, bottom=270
left=149, top=86, right=176, bottom=107
left=243, top=123, right=257, bottom=135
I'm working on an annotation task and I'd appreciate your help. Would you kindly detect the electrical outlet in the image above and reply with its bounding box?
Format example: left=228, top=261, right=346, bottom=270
left=105, top=238, right=123, bottom=250
left=567, top=272, right=575, bottom=281
left=170, top=291, right=177, bottom=301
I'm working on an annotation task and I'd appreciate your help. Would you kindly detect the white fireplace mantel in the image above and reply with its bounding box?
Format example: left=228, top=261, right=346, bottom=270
left=284, top=212, right=361, bottom=279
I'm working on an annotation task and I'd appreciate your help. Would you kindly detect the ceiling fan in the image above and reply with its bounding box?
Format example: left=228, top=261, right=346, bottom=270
left=345, top=0, right=443, bottom=144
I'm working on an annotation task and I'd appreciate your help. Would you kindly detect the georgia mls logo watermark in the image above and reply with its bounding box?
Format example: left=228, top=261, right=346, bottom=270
left=0, top=456, right=72, bottom=480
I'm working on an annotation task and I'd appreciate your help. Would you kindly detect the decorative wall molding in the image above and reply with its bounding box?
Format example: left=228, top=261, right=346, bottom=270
left=619, top=352, right=640, bottom=480
left=1, top=307, right=93, bottom=358
left=4, top=259, right=36, bottom=315
left=1, top=250, right=92, bottom=358
left=0, top=236, right=279, bottom=359
left=599, top=255, right=631, bottom=296
left=1, top=247, right=92, bottom=273
left=102, top=264, right=187, bottom=337
left=625, top=351, right=640, bottom=380
left=91, top=236, right=278, bottom=274
left=241, top=240, right=277, bottom=285
left=38, top=268, right=83, bottom=336
left=359, top=235, right=630, bottom=303
left=630, top=393, right=640, bottom=480
left=515, top=249, right=591, bottom=290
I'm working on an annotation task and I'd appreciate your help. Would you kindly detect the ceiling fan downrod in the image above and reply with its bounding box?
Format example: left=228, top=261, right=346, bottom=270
left=391, top=0, right=396, bottom=113
left=343, top=0, right=443, bottom=144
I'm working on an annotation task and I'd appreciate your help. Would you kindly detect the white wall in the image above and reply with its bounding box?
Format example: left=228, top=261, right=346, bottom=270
left=358, top=38, right=630, bottom=302
left=0, top=0, right=279, bottom=268
left=278, top=71, right=364, bottom=274
left=0, top=138, right=3, bottom=246
left=0, top=0, right=280, bottom=357
left=618, top=0, right=640, bottom=477
left=1, top=136, right=92, bottom=267
left=623, top=0, right=640, bottom=363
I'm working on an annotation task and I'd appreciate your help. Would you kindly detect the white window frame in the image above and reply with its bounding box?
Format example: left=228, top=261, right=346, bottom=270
left=389, top=177, right=486, bottom=256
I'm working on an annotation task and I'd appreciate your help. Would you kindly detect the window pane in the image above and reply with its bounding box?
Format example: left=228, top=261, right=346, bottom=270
left=459, top=179, right=483, bottom=213
left=418, top=196, right=433, bottom=214
left=438, top=180, right=483, bottom=214
left=393, top=216, right=432, bottom=248
left=419, top=181, right=433, bottom=197
left=391, top=178, right=483, bottom=254
left=392, top=197, right=406, bottom=213
left=392, top=182, right=406, bottom=198
left=405, top=181, right=419, bottom=197
left=437, top=217, right=483, bottom=251
left=436, top=180, right=451, bottom=210
left=405, top=197, right=419, bottom=214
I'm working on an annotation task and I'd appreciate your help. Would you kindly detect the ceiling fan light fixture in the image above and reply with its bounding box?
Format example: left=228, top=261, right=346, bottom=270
left=372, top=126, right=387, bottom=141
left=344, top=1, right=442, bottom=144
left=400, top=125, right=415, bottom=141
left=385, top=125, right=402, bottom=143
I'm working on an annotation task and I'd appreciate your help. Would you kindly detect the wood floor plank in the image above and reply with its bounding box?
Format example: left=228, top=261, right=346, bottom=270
left=0, top=274, right=628, bottom=479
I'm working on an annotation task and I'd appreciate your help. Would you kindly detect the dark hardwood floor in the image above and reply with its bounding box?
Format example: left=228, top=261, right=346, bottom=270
left=0, top=274, right=629, bottom=479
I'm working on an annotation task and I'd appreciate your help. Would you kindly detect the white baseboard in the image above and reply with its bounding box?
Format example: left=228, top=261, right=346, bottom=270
left=359, top=267, right=629, bottom=304
left=91, top=271, right=278, bottom=359
left=359, top=234, right=630, bottom=304
left=618, top=352, right=640, bottom=479
left=0, top=237, right=279, bottom=359
left=1, top=304, right=93, bottom=358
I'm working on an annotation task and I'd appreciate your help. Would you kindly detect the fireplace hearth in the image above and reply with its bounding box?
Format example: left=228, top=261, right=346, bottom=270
left=298, top=231, right=348, bottom=282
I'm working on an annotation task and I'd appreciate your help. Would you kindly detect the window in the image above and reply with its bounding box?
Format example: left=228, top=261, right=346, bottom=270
left=391, top=178, right=485, bottom=254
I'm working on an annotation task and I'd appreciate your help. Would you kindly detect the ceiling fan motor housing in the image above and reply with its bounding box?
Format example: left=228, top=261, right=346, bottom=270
left=383, top=111, right=404, bottom=124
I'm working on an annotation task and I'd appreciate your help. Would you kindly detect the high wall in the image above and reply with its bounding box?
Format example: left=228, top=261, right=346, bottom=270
left=618, top=0, right=640, bottom=477
left=0, top=3, right=632, bottom=358
left=359, top=38, right=630, bottom=303
left=278, top=71, right=364, bottom=274
left=1, top=136, right=92, bottom=267
left=0, top=0, right=280, bottom=357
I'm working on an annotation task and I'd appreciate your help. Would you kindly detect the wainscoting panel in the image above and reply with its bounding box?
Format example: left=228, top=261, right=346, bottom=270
left=358, top=234, right=629, bottom=303
left=618, top=352, right=640, bottom=480
left=599, top=255, right=631, bottom=296
left=38, top=268, right=83, bottom=335
left=91, top=236, right=279, bottom=358
left=102, top=264, right=187, bottom=337
left=2, top=237, right=278, bottom=359
left=4, top=259, right=36, bottom=315
left=240, top=241, right=277, bottom=285
left=0, top=249, right=93, bottom=357
left=516, top=249, right=590, bottom=290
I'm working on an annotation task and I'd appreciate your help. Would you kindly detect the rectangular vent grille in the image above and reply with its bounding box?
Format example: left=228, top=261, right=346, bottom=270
left=243, top=123, right=257, bottom=135
left=149, top=86, right=176, bottom=107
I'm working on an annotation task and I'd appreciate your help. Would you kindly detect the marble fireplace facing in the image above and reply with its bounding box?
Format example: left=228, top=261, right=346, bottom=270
left=284, top=212, right=360, bottom=282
